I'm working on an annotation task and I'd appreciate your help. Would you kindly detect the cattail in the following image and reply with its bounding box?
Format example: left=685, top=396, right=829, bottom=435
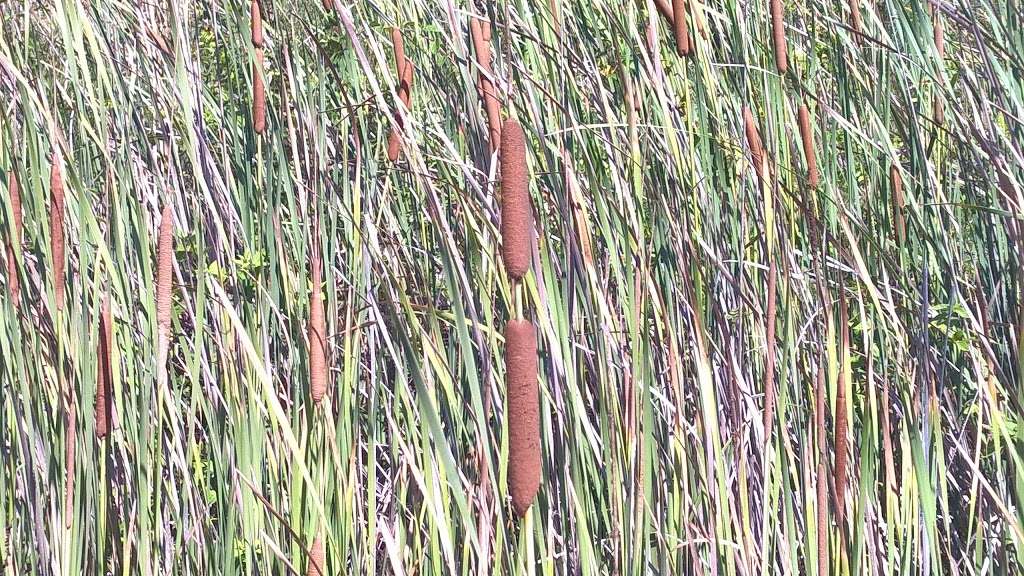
left=322, top=0, right=332, bottom=10
left=505, top=318, right=540, bottom=516
left=500, top=119, right=532, bottom=279
left=835, top=295, right=850, bottom=533
left=932, top=9, right=944, bottom=125
left=309, top=255, right=327, bottom=403
left=64, top=402, right=76, bottom=528
left=156, top=204, right=174, bottom=334
left=50, top=155, right=65, bottom=311
left=253, top=49, right=266, bottom=135
left=471, top=19, right=502, bottom=150
left=850, top=0, right=862, bottom=38
left=771, top=0, right=787, bottom=73
left=653, top=0, right=675, bottom=26
left=743, top=107, right=765, bottom=184
left=250, top=0, right=263, bottom=48
left=95, top=294, right=113, bottom=439
left=890, top=164, right=905, bottom=245
left=798, top=104, right=818, bottom=189
left=762, top=260, right=777, bottom=438
left=815, top=360, right=827, bottom=576
left=387, top=28, right=413, bottom=162
left=672, top=0, right=690, bottom=57
left=6, top=170, right=21, bottom=309
left=306, top=533, right=325, bottom=576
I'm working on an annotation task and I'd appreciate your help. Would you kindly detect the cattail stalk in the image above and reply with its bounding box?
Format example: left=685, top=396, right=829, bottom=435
left=798, top=104, right=818, bottom=188
left=506, top=318, right=540, bottom=516
left=309, top=252, right=327, bottom=403
left=500, top=119, right=531, bottom=279
left=64, top=402, right=76, bottom=528
left=762, top=260, right=777, bottom=438
left=96, top=294, right=113, bottom=438
left=251, top=0, right=263, bottom=48
left=771, top=0, right=787, bottom=73
left=253, top=49, right=267, bottom=135
left=50, top=155, right=65, bottom=310
left=6, top=170, right=21, bottom=309
left=672, top=0, right=690, bottom=56
left=835, top=294, right=850, bottom=534
left=471, top=19, right=502, bottom=150
left=890, top=164, right=905, bottom=246
left=307, top=532, right=325, bottom=576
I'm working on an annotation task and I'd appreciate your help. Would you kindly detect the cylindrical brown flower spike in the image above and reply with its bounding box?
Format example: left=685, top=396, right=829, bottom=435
left=471, top=19, right=502, bottom=150
left=500, top=119, right=532, bottom=279
left=307, top=533, right=325, bottom=576
left=253, top=50, right=266, bottom=135
left=672, top=0, right=690, bottom=57
left=156, top=204, right=174, bottom=335
left=835, top=295, right=850, bottom=533
left=506, top=318, right=540, bottom=516
left=890, top=164, right=905, bottom=246
left=388, top=28, right=413, bottom=162
left=743, top=107, right=765, bottom=185
left=50, top=155, right=65, bottom=310
left=6, top=170, right=21, bottom=310
left=251, top=0, right=263, bottom=47
left=771, top=0, right=787, bottom=73
left=798, top=104, right=818, bottom=189
left=309, top=255, right=327, bottom=403
left=95, top=294, right=113, bottom=439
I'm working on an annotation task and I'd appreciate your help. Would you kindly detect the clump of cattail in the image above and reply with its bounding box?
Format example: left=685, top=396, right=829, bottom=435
left=762, top=260, right=777, bottom=438
left=743, top=107, right=766, bottom=185
left=156, top=204, right=174, bottom=335
left=95, top=294, right=113, bottom=439
left=307, top=532, right=325, bottom=576
left=500, top=120, right=532, bottom=279
left=387, top=28, right=413, bottom=162
left=253, top=50, right=267, bottom=135
left=50, top=155, right=65, bottom=311
left=797, top=104, right=818, bottom=188
left=505, top=318, right=540, bottom=516
left=250, top=0, right=263, bottom=48
left=309, top=254, right=327, bottom=403
left=890, top=164, right=905, bottom=245
left=771, top=0, right=787, bottom=73
left=6, top=170, right=21, bottom=310
left=835, top=295, right=850, bottom=533
left=471, top=18, right=502, bottom=150
left=672, top=0, right=690, bottom=57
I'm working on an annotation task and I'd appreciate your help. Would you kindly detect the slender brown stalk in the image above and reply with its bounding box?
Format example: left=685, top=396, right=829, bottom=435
left=763, top=260, right=777, bottom=438
left=471, top=18, right=502, bottom=150
left=95, top=294, right=113, bottom=439
left=253, top=49, right=266, bottom=135
left=50, top=155, right=65, bottom=310
left=771, top=0, right=787, bottom=73
left=506, top=318, right=540, bottom=516
left=6, top=170, right=21, bottom=310
left=309, top=252, right=327, bottom=403
left=672, top=0, right=690, bottom=57
left=890, top=164, right=905, bottom=246
left=500, top=119, right=532, bottom=279
left=835, top=294, right=850, bottom=535
left=251, top=0, right=263, bottom=48
left=798, top=104, right=818, bottom=189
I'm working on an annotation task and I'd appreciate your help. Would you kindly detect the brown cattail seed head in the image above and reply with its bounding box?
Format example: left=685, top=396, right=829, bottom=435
left=505, top=318, right=540, bottom=517
left=771, top=0, right=787, bottom=73
left=307, top=534, right=325, bottom=576
left=50, top=155, right=65, bottom=310
left=500, top=120, right=532, bottom=279
left=672, top=0, right=690, bottom=57
left=762, top=260, right=777, bottom=438
left=654, top=0, right=675, bottom=26
left=309, top=257, right=327, bottom=403
left=850, top=0, right=862, bottom=38
left=835, top=295, right=850, bottom=530
left=156, top=204, right=174, bottom=333
left=95, top=294, right=113, bottom=438
left=743, top=107, right=765, bottom=182
left=890, top=164, right=905, bottom=245
left=251, top=0, right=264, bottom=47
left=798, top=104, right=818, bottom=188
left=471, top=18, right=502, bottom=150
left=6, top=170, right=21, bottom=309
left=253, top=49, right=266, bottom=135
